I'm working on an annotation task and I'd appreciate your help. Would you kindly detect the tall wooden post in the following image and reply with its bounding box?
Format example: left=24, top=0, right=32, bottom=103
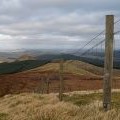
left=103, top=15, right=114, bottom=111
left=59, top=59, right=64, bottom=101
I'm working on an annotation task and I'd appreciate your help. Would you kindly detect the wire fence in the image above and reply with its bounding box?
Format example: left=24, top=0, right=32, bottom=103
left=0, top=16, right=120, bottom=110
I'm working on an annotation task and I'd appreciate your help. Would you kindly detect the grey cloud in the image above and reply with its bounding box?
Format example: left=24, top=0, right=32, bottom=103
left=0, top=0, right=119, bottom=51
left=21, top=0, right=120, bottom=11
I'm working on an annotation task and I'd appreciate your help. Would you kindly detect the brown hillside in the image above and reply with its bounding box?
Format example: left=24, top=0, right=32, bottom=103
left=0, top=60, right=120, bottom=96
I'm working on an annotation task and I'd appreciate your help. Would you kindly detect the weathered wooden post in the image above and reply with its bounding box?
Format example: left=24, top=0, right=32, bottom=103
left=46, top=76, right=50, bottom=94
left=41, top=76, right=45, bottom=94
left=103, top=15, right=114, bottom=111
left=59, top=59, right=64, bottom=101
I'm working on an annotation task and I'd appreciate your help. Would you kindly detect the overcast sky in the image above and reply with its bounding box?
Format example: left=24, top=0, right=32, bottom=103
left=0, top=0, right=120, bottom=51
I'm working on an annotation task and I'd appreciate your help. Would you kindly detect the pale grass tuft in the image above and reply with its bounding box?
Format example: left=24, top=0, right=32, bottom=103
left=0, top=93, right=120, bottom=120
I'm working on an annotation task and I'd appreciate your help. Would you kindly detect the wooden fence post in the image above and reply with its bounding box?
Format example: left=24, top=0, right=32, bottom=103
left=46, top=76, right=50, bottom=94
left=59, top=59, right=64, bottom=101
left=103, top=15, right=114, bottom=111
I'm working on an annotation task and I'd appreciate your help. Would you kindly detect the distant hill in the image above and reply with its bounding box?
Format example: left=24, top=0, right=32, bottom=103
left=0, top=60, right=5, bottom=63
left=0, top=49, right=65, bottom=62
left=1, top=52, right=120, bottom=73
left=37, top=54, right=80, bottom=61
left=17, top=54, right=36, bottom=61
left=36, top=53, right=120, bottom=69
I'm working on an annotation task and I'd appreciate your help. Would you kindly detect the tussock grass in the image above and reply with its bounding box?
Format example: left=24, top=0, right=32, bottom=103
left=0, top=92, right=120, bottom=120
left=63, top=93, right=102, bottom=106
left=0, top=113, right=8, bottom=120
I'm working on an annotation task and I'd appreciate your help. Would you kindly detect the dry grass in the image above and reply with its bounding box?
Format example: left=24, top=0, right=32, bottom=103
left=0, top=92, right=120, bottom=120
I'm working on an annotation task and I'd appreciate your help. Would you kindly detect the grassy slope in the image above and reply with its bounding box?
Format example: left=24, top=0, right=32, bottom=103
left=0, top=92, right=120, bottom=120
left=25, top=60, right=120, bottom=77
left=25, top=60, right=100, bottom=77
